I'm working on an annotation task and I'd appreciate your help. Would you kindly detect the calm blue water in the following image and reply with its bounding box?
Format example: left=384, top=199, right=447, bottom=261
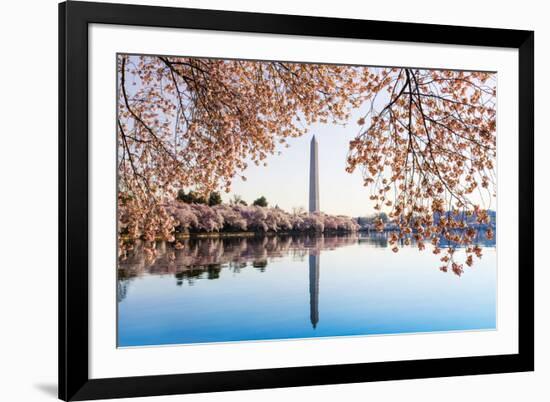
left=117, top=233, right=496, bottom=347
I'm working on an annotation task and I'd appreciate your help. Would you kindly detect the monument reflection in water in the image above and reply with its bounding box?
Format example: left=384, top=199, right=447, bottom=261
left=117, top=233, right=496, bottom=347
left=309, top=253, right=320, bottom=329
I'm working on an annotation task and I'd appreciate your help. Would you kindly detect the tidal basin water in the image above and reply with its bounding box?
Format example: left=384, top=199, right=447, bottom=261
left=117, top=233, right=496, bottom=347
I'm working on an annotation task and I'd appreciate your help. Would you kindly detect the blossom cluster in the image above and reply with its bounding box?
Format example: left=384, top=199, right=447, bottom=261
left=164, top=202, right=359, bottom=234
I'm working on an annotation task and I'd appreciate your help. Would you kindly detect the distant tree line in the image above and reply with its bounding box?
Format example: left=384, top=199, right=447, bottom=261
left=355, top=210, right=496, bottom=232
left=177, top=190, right=268, bottom=208
left=356, top=212, right=389, bottom=226
left=177, top=190, right=222, bottom=206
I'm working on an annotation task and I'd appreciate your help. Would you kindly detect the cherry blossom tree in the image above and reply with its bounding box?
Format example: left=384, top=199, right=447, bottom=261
left=346, top=68, right=496, bottom=274
left=214, top=205, right=248, bottom=232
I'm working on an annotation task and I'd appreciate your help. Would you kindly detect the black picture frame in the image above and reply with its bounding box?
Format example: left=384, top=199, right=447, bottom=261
left=59, top=1, right=534, bottom=400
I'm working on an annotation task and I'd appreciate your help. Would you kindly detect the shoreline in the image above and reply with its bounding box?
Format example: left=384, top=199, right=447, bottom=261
left=120, top=225, right=495, bottom=242
left=174, top=230, right=360, bottom=240
left=120, top=230, right=362, bottom=242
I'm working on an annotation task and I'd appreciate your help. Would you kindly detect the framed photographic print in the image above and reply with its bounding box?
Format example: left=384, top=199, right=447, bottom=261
left=59, top=1, right=534, bottom=400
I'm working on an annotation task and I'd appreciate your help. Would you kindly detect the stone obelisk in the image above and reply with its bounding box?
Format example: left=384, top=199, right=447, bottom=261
left=309, top=135, right=320, bottom=213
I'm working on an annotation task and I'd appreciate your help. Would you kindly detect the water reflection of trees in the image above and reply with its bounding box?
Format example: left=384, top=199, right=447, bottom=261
left=118, top=234, right=359, bottom=288
left=117, top=232, right=496, bottom=297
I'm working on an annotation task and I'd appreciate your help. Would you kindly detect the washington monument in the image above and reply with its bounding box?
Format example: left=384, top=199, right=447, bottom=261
left=309, top=135, right=320, bottom=212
